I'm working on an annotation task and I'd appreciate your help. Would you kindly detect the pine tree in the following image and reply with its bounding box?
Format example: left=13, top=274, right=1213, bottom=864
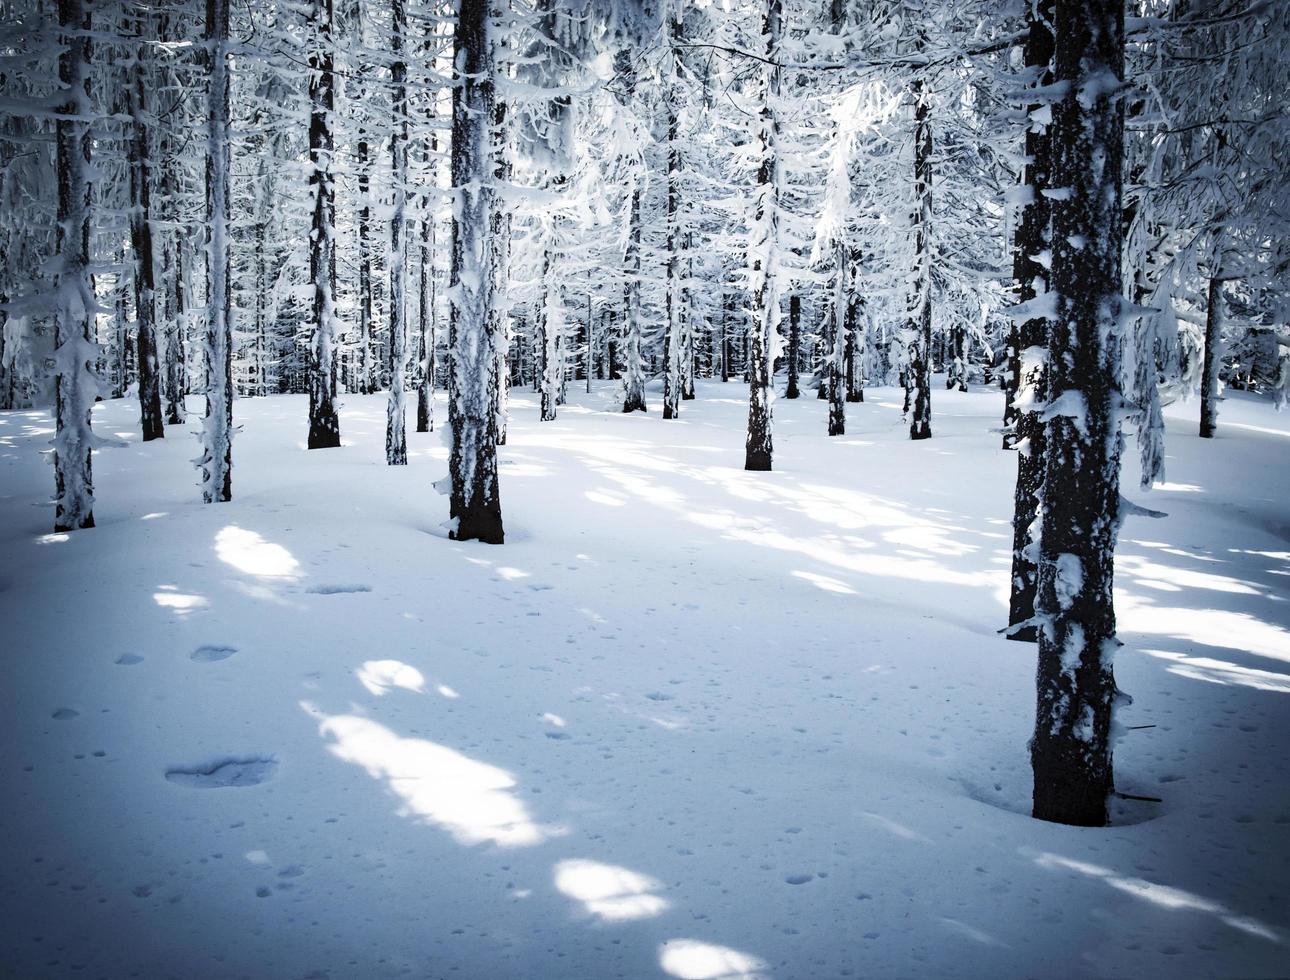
left=306, top=0, right=341, bottom=450
left=385, top=0, right=409, bottom=465
left=200, top=0, right=234, bottom=503
left=447, top=0, right=503, bottom=544
left=1030, top=0, right=1126, bottom=828
left=52, top=0, right=97, bottom=531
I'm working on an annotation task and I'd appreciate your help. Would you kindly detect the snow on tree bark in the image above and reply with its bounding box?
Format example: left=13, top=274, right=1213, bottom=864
left=126, top=28, right=163, bottom=443
left=200, top=0, right=234, bottom=503
left=1200, top=273, right=1223, bottom=438
left=447, top=0, right=503, bottom=544
left=52, top=0, right=97, bottom=531
left=1007, top=0, right=1054, bottom=643
left=418, top=127, right=439, bottom=434
left=307, top=0, right=341, bottom=451
left=621, top=180, right=647, bottom=413
left=744, top=0, right=783, bottom=473
left=386, top=0, right=409, bottom=466
left=906, top=55, right=933, bottom=442
left=1030, top=0, right=1126, bottom=828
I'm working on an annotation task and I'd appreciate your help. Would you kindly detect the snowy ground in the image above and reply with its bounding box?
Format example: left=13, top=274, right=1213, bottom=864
left=1, top=379, right=1287, bottom=980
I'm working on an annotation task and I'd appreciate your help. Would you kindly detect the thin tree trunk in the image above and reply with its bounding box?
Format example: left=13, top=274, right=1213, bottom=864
left=621, top=179, right=647, bottom=412
left=827, top=242, right=846, bottom=435
left=307, top=0, right=341, bottom=450
left=745, top=0, right=782, bottom=472
left=386, top=0, right=409, bottom=465
left=785, top=293, right=800, bottom=398
left=1199, top=273, right=1222, bottom=438
left=907, top=54, right=933, bottom=441
left=126, top=27, right=163, bottom=441
left=417, top=129, right=437, bottom=433
left=1007, top=0, right=1055, bottom=642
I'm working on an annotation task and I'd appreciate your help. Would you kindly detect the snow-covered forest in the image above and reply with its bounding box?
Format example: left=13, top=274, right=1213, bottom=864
left=1, top=0, right=1288, bottom=977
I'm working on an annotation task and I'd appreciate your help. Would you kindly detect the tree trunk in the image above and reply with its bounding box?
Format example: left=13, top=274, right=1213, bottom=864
left=745, top=0, right=782, bottom=472
left=785, top=293, right=800, bottom=398
left=53, top=0, right=96, bottom=531
left=307, top=0, right=341, bottom=450
left=1006, top=0, right=1054, bottom=642
left=1199, top=274, right=1222, bottom=438
left=907, top=57, right=933, bottom=441
left=827, top=242, right=846, bottom=436
left=663, top=33, right=682, bottom=421
left=386, top=0, right=409, bottom=464
left=126, top=30, right=163, bottom=441
left=200, top=0, right=233, bottom=503
left=417, top=128, right=437, bottom=433
left=1030, top=0, right=1125, bottom=828
left=621, top=184, right=647, bottom=412
left=448, top=0, right=503, bottom=543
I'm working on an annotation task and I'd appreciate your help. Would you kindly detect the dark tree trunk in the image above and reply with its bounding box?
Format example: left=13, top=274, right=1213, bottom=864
left=307, top=0, right=341, bottom=450
left=663, top=45, right=682, bottom=421
left=386, top=0, right=409, bottom=464
left=448, top=0, right=503, bottom=543
left=1199, top=274, right=1222, bottom=438
left=907, top=62, right=933, bottom=441
left=53, top=0, right=96, bottom=530
left=126, top=32, right=163, bottom=441
left=417, top=128, right=437, bottom=434
left=785, top=293, right=800, bottom=398
left=1007, top=0, right=1054, bottom=642
left=1031, top=0, right=1125, bottom=828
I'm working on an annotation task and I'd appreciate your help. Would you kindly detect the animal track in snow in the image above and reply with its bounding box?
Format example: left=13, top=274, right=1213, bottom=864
left=165, top=757, right=277, bottom=788
left=190, top=645, right=237, bottom=663
left=305, top=584, right=372, bottom=595
left=115, top=653, right=144, bottom=665
left=51, top=707, right=79, bottom=720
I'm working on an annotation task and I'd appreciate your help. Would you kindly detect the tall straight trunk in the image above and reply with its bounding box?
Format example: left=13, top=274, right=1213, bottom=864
left=253, top=219, right=268, bottom=395
left=307, top=0, right=341, bottom=449
left=844, top=252, right=863, bottom=403
left=126, top=27, right=163, bottom=441
left=448, top=0, right=503, bottom=543
left=1031, top=0, right=1126, bottom=828
left=201, top=0, right=233, bottom=502
left=785, top=293, right=800, bottom=398
left=1007, top=0, right=1055, bottom=642
left=621, top=181, right=647, bottom=412
left=491, top=98, right=512, bottom=445
left=720, top=291, right=731, bottom=382
left=386, top=0, right=408, bottom=465
left=1199, top=273, right=1222, bottom=438
left=745, top=0, right=782, bottom=472
left=53, top=0, right=96, bottom=531
left=681, top=233, right=696, bottom=400
left=907, top=61, right=933, bottom=441
left=417, top=129, right=437, bottom=433
left=827, top=242, right=846, bottom=435
left=164, top=218, right=188, bottom=422
left=663, top=38, right=682, bottom=421
left=538, top=245, right=562, bottom=421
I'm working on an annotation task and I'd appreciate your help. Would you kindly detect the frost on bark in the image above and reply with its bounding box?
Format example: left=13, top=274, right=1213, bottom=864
left=1031, top=0, right=1126, bottom=828
left=1006, top=0, right=1054, bottom=643
left=200, top=0, right=234, bottom=503
left=53, top=0, right=97, bottom=531
left=744, top=0, right=782, bottom=472
left=490, top=98, right=512, bottom=447
left=417, top=129, right=438, bottom=434
left=620, top=180, right=647, bottom=413
left=447, top=0, right=503, bottom=544
left=906, top=56, right=933, bottom=442
left=386, top=0, right=409, bottom=465
left=126, top=27, right=163, bottom=443
left=307, top=0, right=341, bottom=450
left=827, top=243, right=847, bottom=436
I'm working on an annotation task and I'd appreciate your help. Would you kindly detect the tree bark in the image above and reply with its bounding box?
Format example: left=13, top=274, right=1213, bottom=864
left=1031, top=0, right=1125, bottom=828
left=1199, top=273, right=1222, bottom=438
left=307, top=0, right=341, bottom=450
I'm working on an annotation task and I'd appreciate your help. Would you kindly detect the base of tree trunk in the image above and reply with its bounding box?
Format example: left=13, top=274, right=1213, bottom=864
left=846, top=391, right=862, bottom=403
left=745, top=450, right=771, bottom=471
left=622, top=396, right=646, bottom=413
left=910, top=426, right=932, bottom=441
left=452, top=504, right=504, bottom=545
left=1032, top=771, right=1110, bottom=827
left=308, top=423, right=341, bottom=450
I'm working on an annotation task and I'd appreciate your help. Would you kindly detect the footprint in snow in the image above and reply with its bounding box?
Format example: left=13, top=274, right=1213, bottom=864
left=785, top=873, right=814, bottom=885
left=115, top=653, right=144, bottom=666
left=51, top=707, right=79, bottom=720
left=190, top=645, right=237, bottom=663
left=165, top=757, right=277, bottom=788
left=645, top=692, right=674, bottom=702
left=305, top=584, right=372, bottom=595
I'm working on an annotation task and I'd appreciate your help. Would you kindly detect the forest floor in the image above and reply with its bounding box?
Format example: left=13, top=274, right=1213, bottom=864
left=1, top=378, right=1288, bottom=980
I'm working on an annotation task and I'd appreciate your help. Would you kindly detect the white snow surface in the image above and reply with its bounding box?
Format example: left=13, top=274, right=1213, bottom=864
left=1, top=382, right=1288, bottom=979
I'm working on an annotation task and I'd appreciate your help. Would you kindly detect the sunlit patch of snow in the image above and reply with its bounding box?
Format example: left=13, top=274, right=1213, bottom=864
left=791, top=569, right=857, bottom=594
left=554, top=859, right=669, bottom=922
left=1120, top=598, right=1290, bottom=662
left=215, top=526, right=300, bottom=579
left=658, top=939, right=769, bottom=980
left=357, top=660, right=425, bottom=696
left=35, top=533, right=69, bottom=545
left=495, top=566, right=529, bottom=581
left=436, top=684, right=460, bottom=699
left=542, top=713, right=566, bottom=727
left=140, top=511, right=167, bottom=520
left=1142, top=650, right=1290, bottom=694
left=152, top=591, right=208, bottom=614
left=304, top=703, right=558, bottom=848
